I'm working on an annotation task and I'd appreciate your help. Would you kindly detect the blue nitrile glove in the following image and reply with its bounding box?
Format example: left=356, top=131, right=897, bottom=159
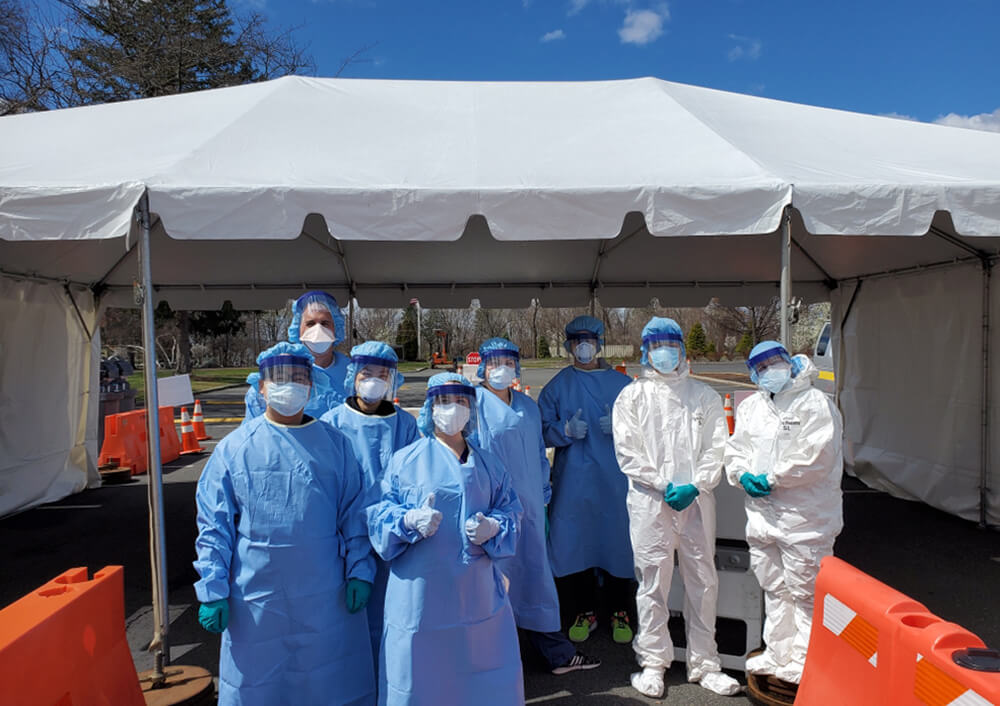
left=753, top=473, right=772, bottom=496
left=565, top=409, right=588, bottom=439
left=739, top=472, right=771, bottom=497
left=198, top=599, right=229, bottom=633
left=664, top=483, right=699, bottom=511
left=346, top=579, right=373, bottom=613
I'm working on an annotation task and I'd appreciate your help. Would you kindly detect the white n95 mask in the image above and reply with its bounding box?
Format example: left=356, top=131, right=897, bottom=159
left=433, top=403, right=470, bottom=436
left=358, top=377, right=389, bottom=403
left=300, top=325, right=335, bottom=354
left=266, top=382, right=310, bottom=416
left=574, top=342, right=597, bottom=364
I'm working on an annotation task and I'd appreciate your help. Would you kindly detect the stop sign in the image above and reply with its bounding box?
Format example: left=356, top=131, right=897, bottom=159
left=466, top=352, right=481, bottom=365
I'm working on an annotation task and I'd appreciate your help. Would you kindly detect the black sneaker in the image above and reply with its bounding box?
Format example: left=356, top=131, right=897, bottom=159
left=551, top=652, right=602, bottom=675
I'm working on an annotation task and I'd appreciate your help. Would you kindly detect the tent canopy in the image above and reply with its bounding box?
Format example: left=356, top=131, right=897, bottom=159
left=3, top=75, right=1000, bottom=309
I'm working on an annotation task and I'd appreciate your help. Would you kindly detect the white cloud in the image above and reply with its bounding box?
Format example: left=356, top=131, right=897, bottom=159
left=619, top=7, right=668, bottom=45
left=727, top=34, right=761, bottom=61
left=934, top=108, right=1000, bottom=133
left=568, top=0, right=590, bottom=15
left=541, top=29, right=567, bottom=42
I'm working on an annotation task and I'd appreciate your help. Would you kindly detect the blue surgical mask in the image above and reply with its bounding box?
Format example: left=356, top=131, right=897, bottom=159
left=266, top=381, right=310, bottom=416
left=574, top=341, right=597, bottom=364
left=649, top=347, right=680, bottom=373
left=487, top=366, right=516, bottom=390
left=759, top=366, right=792, bottom=394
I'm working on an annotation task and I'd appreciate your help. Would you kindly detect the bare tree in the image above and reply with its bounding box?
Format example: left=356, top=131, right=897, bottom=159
left=705, top=297, right=781, bottom=352
left=0, top=0, right=67, bottom=113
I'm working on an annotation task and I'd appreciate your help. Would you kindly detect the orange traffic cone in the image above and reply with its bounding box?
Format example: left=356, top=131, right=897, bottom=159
left=524, top=385, right=532, bottom=398
left=192, top=399, right=211, bottom=440
left=179, top=408, right=205, bottom=454
left=513, top=379, right=522, bottom=392
left=724, top=393, right=735, bottom=435
left=615, top=361, right=627, bottom=375
left=393, top=397, right=399, bottom=405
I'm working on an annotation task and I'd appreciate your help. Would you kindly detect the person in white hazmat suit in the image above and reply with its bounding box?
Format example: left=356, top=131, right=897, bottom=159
left=724, top=341, right=843, bottom=685
left=612, top=317, right=742, bottom=699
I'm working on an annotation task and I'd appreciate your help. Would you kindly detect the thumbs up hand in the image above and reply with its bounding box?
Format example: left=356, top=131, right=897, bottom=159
left=565, top=408, right=588, bottom=439
left=599, top=404, right=613, bottom=435
left=404, top=492, right=443, bottom=538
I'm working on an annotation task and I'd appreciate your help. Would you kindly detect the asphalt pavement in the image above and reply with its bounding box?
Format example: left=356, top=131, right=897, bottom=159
left=2, top=361, right=997, bottom=704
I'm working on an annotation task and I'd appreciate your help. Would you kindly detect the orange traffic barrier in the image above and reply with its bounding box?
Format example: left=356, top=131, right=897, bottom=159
left=796, top=556, right=1000, bottom=705
left=179, top=408, right=205, bottom=455
left=0, top=566, right=145, bottom=705
left=724, top=393, right=735, bottom=435
left=99, top=407, right=181, bottom=475
left=192, top=399, right=212, bottom=440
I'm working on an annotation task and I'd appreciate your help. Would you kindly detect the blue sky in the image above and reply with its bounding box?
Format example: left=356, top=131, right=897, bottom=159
left=245, top=0, right=1000, bottom=130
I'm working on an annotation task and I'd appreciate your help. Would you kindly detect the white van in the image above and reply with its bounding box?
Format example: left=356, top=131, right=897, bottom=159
left=813, top=321, right=835, bottom=396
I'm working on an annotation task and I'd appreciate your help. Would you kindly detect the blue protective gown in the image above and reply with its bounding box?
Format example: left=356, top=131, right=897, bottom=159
left=537, top=365, right=634, bottom=578
left=368, top=437, right=525, bottom=706
left=194, top=414, right=376, bottom=706
left=243, top=352, right=350, bottom=420
left=475, top=386, right=560, bottom=633
left=320, top=401, right=421, bottom=666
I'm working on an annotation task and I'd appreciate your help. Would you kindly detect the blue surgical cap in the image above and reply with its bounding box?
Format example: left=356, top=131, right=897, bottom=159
left=477, top=337, right=521, bottom=380
left=344, top=340, right=404, bottom=397
left=640, top=317, right=686, bottom=366
left=287, top=291, right=346, bottom=345
left=563, top=315, right=605, bottom=353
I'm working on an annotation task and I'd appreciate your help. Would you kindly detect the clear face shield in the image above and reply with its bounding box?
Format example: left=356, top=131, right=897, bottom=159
left=259, top=354, right=313, bottom=415
left=482, top=350, right=519, bottom=390
left=643, top=332, right=685, bottom=373
left=427, top=383, right=478, bottom=437
left=352, top=355, right=398, bottom=403
left=747, top=346, right=794, bottom=392
left=568, top=333, right=600, bottom=364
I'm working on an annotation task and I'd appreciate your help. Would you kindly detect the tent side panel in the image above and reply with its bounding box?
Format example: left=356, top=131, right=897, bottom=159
left=833, top=263, right=984, bottom=523
left=0, top=278, right=99, bottom=517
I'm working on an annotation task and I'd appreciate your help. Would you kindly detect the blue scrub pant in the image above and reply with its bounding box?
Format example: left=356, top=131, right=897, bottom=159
left=523, top=629, right=577, bottom=670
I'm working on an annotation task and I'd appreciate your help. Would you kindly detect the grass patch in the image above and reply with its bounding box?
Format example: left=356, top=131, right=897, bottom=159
left=127, top=367, right=256, bottom=399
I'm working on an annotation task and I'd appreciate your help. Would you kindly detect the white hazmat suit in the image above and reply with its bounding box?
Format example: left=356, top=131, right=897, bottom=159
left=724, top=355, right=843, bottom=684
left=613, top=360, right=740, bottom=697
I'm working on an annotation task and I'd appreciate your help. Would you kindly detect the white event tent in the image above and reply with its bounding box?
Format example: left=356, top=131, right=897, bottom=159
left=2, top=78, right=1000, bottom=657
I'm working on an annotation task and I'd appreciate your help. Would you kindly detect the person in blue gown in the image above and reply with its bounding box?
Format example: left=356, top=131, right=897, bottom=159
left=321, top=341, right=420, bottom=670
left=244, top=290, right=350, bottom=420
left=194, top=342, right=376, bottom=705
left=537, top=315, right=635, bottom=645
left=368, top=373, right=525, bottom=706
left=474, top=337, right=601, bottom=676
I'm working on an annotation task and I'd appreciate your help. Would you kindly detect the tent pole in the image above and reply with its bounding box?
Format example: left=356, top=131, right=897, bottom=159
left=137, top=192, right=171, bottom=683
left=981, top=259, right=993, bottom=529
left=348, top=296, right=355, bottom=348
left=780, top=207, right=792, bottom=348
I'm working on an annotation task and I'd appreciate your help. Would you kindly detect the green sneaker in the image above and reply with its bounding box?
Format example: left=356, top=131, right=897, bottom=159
left=568, top=612, right=598, bottom=643
left=612, top=611, right=633, bottom=644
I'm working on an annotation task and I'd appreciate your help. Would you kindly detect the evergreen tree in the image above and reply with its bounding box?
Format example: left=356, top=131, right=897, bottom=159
left=537, top=335, right=550, bottom=358
left=686, top=321, right=707, bottom=357
left=396, top=305, right=418, bottom=361
left=735, top=331, right=754, bottom=357
left=59, top=0, right=312, bottom=104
